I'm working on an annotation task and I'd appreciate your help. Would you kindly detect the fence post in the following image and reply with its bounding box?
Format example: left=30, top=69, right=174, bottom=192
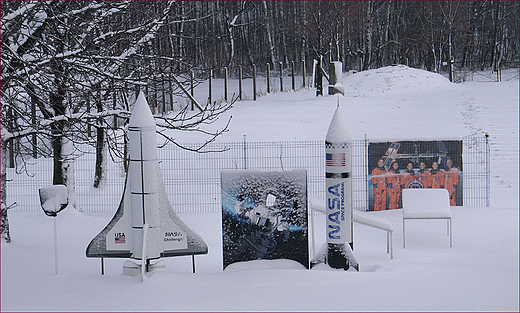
left=113, top=91, right=117, bottom=129
left=190, top=70, right=195, bottom=110
left=279, top=61, right=283, bottom=92
left=31, top=97, right=37, bottom=158
left=253, top=64, right=257, bottom=101
left=169, top=74, right=173, bottom=111
left=267, top=63, right=271, bottom=94
left=243, top=135, right=247, bottom=170
left=485, top=133, right=490, bottom=207
left=291, top=61, right=295, bottom=91
left=209, top=69, right=213, bottom=105
left=224, top=67, right=228, bottom=102
left=302, top=59, right=306, bottom=89
left=364, top=134, right=369, bottom=212
left=86, top=97, right=91, bottom=137
left=239, top=66, right=243, bottom=101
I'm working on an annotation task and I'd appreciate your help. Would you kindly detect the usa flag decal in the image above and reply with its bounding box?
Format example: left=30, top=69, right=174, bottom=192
left=326, top=153, right=346, bottom=167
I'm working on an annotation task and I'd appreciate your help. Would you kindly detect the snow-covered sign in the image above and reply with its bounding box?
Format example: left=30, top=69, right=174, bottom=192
left=221, top=169, right=309, bottom=270
left=38, top=185, right=68, bottom=217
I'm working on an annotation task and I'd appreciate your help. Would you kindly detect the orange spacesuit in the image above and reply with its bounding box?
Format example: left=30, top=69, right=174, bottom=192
left=400, top=163, right=416, bottom=189
left=386, top=163, right=401, bottom=210
left=417, top=162, right=432, bottom=188
left=444, top=159, right=460, bottom=206
left=371, top=159, right=387, bottom=211
left=430, top=162, right=445, bottom=189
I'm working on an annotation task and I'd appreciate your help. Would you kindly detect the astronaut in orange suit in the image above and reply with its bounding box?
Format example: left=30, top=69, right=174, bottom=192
left=386, top=162, right=401, bottom=210
left=444, top=159, right=460, bottom=206
left=430, top=161, right=445, bottom=189
left=417, top=161, right=432, bottom=188
left=401, top=162, right=416, bottom=189
left=371, top=159, right=387, bottom=211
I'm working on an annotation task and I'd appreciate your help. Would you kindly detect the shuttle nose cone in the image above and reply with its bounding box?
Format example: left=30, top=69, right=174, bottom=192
left=129, top=91, right=156, bottom=129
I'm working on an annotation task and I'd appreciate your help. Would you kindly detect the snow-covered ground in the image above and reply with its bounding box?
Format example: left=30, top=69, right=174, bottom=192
left=2, top=65, right=518, bottom=311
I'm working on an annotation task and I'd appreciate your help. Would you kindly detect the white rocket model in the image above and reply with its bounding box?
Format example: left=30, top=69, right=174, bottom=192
left=86, top=91, right=207, bottom=271
left=311, top=104, right=358, bottom=271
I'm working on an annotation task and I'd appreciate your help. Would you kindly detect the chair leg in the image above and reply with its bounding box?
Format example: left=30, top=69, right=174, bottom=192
left=403, top=219, right=406, bottom=248
left=390, top=231, right=394, bottom=259
left=449, top=218, right=453, bottom=247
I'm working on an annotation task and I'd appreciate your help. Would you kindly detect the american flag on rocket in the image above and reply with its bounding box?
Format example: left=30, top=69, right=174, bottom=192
left=326, top=153, right=346, bottom=166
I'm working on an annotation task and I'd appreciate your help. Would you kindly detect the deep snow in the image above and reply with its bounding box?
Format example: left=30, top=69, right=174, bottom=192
left=1, top=65, right=518, bottom=312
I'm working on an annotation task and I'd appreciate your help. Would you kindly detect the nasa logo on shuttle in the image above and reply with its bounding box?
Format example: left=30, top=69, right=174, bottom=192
left=327, top=182, right=345, bottom=240
left=164, top=231, right=184, bottom=242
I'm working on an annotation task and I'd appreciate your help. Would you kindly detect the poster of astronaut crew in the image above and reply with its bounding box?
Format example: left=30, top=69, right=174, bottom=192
left=368, top=140, right=463, bottom=211
left=221, top=169, right=309, bottom=269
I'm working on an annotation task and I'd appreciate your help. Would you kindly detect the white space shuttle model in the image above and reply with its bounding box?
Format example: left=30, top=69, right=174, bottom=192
left=86, top=91, right=207, bottom=271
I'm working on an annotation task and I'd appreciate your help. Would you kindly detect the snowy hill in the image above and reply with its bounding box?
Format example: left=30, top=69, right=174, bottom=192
left=2, top=65, right=518, bottom=312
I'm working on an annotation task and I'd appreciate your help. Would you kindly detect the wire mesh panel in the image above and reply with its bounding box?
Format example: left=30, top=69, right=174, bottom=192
left=6, top=136, right=488, bottom=214
left=462, top=135, right=489, bottom=207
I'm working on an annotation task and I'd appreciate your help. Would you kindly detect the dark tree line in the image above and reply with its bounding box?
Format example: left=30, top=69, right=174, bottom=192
left=149, top=1, right=518, bottom=74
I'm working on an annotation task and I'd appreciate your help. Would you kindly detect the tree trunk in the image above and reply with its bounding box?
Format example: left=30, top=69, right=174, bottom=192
left=1, top=138, right=11, bottom=243
left=94, top=94, right=106, bottom=188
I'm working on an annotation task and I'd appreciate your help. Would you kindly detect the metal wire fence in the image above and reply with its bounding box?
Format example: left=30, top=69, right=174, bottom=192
left=6, top=136, right=489, bottom=214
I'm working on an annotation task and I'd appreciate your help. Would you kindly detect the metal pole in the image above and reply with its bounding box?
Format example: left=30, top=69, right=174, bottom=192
left=192, top=255, right=196, bottom=273
left=267, top=63, right=271, bottom=94
left=365, top=134, right=369, bottom=211
left=302, top=60, right=306, bottom=89
left=253, top=64, right=257, bottom=101
left=209, top=69, right=213, bottom=104
left=53, top=217, right=58, bottom=275
left=243, top=135, right=247, bottom=170
left=291, top=61, right=295, bottom=91
left=190, top=70, right=195, bottom=110
left=239, top=66, right=243, bottom=101
left=485, top=133, right=490, bottom=207
left=280, top=62, right=283, bottom=92
left=224, top=67, right=228, bottom=102
left=101, top=258, right=105, bottom=275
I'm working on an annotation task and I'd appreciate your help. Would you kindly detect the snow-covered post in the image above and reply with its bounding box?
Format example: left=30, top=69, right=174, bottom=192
left=224, top=67, right=228, bottom=102
left=267, top=63, right=271, bottom=94
left=253, top=64, right=257, bottom=101
left=328, top=61, right=345, bottom=96
left=39, top=185, right=68, bottom=275
left=191, top=70, right=195, bottom=110
left=291, top=61, right=295, bottom=91
left=485, top=133, right=490, bottom=207
left=302, top=60, right=306, bottom=89
left=279, top=62, right=283, bottom=92
left=239, top=66, right=243, bottom=101
left=209, top=69, right=213, bottom=104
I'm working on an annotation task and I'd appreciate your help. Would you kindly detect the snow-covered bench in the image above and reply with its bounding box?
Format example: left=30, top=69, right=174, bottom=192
left=402, top=189, right=452, bottom=248
left=309, top=199, right=394, bottom=259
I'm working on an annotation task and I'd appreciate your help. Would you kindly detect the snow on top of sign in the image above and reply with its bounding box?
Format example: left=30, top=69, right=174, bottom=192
left=129, top=91, right=156, bottom=128
left=326, top=104, right=351, bottom=144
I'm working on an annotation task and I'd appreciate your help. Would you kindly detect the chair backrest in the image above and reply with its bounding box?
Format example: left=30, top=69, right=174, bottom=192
left=402, top=189, right=451, bottom=219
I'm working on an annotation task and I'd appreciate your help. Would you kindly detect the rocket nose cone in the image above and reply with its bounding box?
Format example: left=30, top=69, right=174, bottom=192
left=129, top=91, right=156, bottom=128
left=326, top=105, right=351, bottom=143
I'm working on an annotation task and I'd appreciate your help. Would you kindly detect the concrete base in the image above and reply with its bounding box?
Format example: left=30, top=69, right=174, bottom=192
left=123, top=260, right=166, bottom=276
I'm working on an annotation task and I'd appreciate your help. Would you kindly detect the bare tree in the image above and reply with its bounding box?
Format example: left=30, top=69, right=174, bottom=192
left=1, top=1, right=232, bottom=243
